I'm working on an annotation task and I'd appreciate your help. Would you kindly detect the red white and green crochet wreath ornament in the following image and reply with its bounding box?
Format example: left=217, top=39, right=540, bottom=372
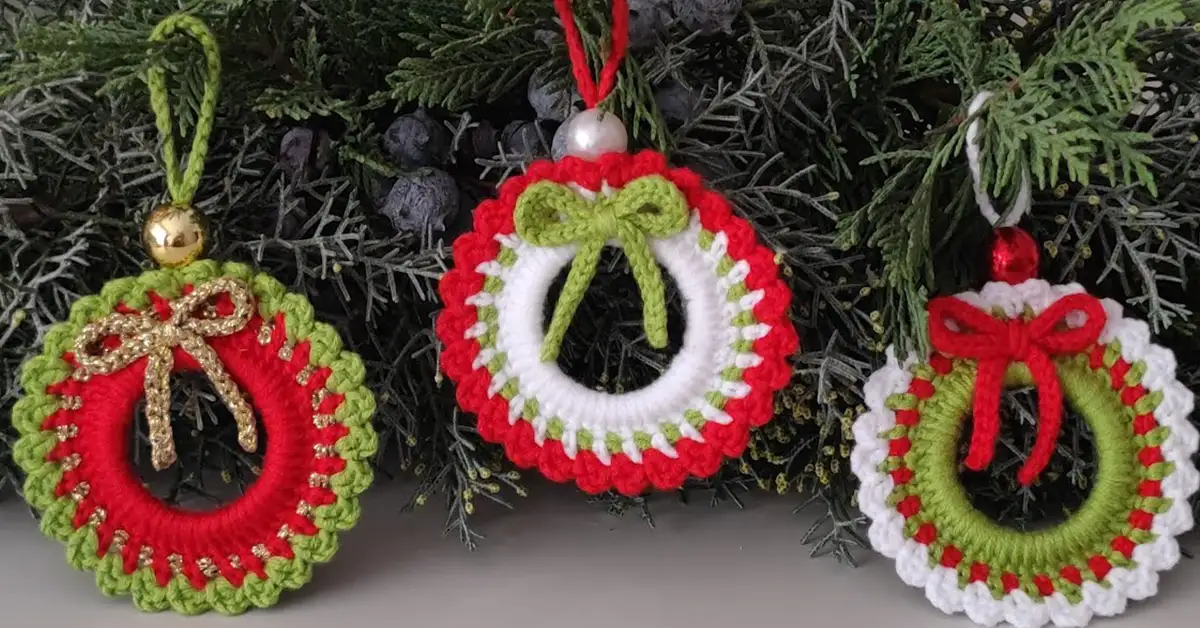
left=436, top=0, right=796, bottom=495
left=9, top=15, right=376, bottom=615
left=850, top=93, right=1199, bottom=628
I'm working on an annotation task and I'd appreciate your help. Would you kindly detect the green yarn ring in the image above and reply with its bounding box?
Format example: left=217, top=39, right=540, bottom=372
left=10, top=259, right=377, bottom=615
left=909, top=358, right=1137, bottom=578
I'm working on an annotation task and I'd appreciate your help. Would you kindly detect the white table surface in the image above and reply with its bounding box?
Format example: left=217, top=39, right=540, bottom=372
left=0, top=480, right=1196, bottom=627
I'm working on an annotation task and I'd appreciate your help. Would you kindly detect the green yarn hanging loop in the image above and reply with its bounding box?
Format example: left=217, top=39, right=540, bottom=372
left=514, top=175, right=690, bottom=362
left=146, top=14, right=221, bottom=208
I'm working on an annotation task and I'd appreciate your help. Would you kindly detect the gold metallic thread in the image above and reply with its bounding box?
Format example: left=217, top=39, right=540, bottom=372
left=311, top=388, right=329, bottom=411
left=110, top=530, right=129, bottom=553
left=73, top=277, right=258, bottom=471
left=56, top=424, right=78, bottom=441
left=257, top=322, right=274, bottom=345
left=198, top=557, right=219, bottom=578
left=70, top=482, right=90, bottom=501
left=295, top=364, right=316, bottom=385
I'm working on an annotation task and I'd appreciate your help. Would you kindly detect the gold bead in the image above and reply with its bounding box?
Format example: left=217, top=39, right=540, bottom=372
left=143, top=204, right=206, bottom=268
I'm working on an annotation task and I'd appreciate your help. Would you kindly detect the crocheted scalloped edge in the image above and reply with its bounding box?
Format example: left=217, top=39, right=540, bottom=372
left=10, top=260, right=377, bottom=615
left=850, top=279, right=1199, bottom=628
left=437, top=150, right=798, bottom=495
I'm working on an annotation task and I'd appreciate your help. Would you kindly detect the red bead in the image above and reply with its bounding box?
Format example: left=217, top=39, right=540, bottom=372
left=990, top=226, right=1039, bottom=284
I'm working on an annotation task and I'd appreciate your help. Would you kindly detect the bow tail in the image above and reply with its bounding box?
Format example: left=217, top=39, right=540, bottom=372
left=965, top=358, right=1006, bottom=472
left=144, top=345, right=179, bottom=471
left=1017, top=350, right=1063, bottom=486
left=541, top=239, right=605, bottom=362
left=619, top=226, right=668, bottom=350
left=181, top=335, right=258, bottom=454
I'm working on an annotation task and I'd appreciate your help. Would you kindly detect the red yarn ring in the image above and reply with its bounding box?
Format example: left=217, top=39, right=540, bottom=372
left=46, top=312, right=345, bottom=590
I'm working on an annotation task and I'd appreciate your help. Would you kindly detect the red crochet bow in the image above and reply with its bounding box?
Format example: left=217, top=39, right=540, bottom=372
left=927, top=293, right=1107, bottom=485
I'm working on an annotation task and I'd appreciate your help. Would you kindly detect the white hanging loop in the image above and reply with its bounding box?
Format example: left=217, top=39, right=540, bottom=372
left=965, top=91, right=1031, bottom=227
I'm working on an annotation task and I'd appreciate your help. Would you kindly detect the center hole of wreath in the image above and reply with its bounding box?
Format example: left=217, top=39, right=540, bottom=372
left=131, top=372, right=266, bottom=512
left=546, top=249, right=684, bottom=392
left=959, top=387, right=1096, bottom=531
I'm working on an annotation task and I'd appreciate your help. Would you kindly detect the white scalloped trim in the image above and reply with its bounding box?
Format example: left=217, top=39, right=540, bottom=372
left=851, top=279, right=1199, bottom=628
left=465, top=186, right=768, bottom=465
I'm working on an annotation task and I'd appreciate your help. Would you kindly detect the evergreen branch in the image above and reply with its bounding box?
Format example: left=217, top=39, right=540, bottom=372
left=382, top=23, right=549, bottom=110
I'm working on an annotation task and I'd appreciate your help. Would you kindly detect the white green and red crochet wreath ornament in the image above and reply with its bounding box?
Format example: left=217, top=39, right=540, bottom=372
left=850, top=93, right=1199, bottom=628
left=9, top=15, right=376, bottom=615
left=436, top=0, right=796, bottom=495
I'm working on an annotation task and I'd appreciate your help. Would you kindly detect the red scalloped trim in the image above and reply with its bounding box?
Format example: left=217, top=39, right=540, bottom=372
left=41, top=292, right=345, bottom=590
left=436, top=151, right=797, bottom=495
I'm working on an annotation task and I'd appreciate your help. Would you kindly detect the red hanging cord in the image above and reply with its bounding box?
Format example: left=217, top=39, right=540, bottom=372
left=554, top=0, right=629, bottom=109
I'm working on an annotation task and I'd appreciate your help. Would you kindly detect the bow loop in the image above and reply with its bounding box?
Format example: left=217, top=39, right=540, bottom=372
left=513, top=176, right=691, bottom=362
left=611, top=175, right=691, bottom=238
left=926, top=292, right=1108, bottom=485
left=73, top=277, right=259, bottom=470
left=1025, top=293, right=1108, bottom=353
left=927, top=297, right=1011, bottom=360
left=514, top=182, right=590, bottom=247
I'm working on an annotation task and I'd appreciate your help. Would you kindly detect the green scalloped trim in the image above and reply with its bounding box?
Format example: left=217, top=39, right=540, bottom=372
left=10, top=259, right=377, bottom=615
left=877, top=344, right=1167, bottom=603
left=471, top=225, right=760, bottom=451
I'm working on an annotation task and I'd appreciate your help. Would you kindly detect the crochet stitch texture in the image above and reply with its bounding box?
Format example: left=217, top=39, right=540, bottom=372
left=851, top=279, right=1199, bottom=628
left=438, top=150, right=797, bottom=495
left=11, top=260, right=377, bottom=614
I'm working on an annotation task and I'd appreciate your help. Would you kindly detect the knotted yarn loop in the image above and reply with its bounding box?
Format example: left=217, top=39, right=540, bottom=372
left=554, top=0, right=629, bottom=109
left=73, top=277, right=258, bottom=471
left=927, top=293, right=1108, bottom=485
left=146, top=13, right=221, bottom=208
left=514, top=175, right=690, bottom=362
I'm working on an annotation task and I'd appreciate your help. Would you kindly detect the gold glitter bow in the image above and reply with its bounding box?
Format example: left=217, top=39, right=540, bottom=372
left=74, top=277, right=258, bottom=471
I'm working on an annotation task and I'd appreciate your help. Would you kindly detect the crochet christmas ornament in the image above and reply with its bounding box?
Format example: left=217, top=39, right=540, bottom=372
left=9, top=15, right=376, bottom=615
left=436, top=0, right=796, bottom=495
left=850, top=93, right=1199, bottom=628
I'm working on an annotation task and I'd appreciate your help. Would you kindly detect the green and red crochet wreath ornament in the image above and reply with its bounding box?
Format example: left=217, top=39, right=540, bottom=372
left=12, top=262, right=376, bottom=614
left=436, top=0, right=796, bottom=496
left=850, top=93, right=1199, bottom=628
left=8, top=15, right=376, bottom=614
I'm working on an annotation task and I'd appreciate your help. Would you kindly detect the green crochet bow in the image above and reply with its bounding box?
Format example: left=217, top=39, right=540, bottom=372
left=514, top=175, right=691, bottom=362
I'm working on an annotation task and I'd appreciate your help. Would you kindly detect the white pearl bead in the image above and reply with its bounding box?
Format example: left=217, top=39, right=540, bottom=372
left=562, top=108, right=628, bottom=160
